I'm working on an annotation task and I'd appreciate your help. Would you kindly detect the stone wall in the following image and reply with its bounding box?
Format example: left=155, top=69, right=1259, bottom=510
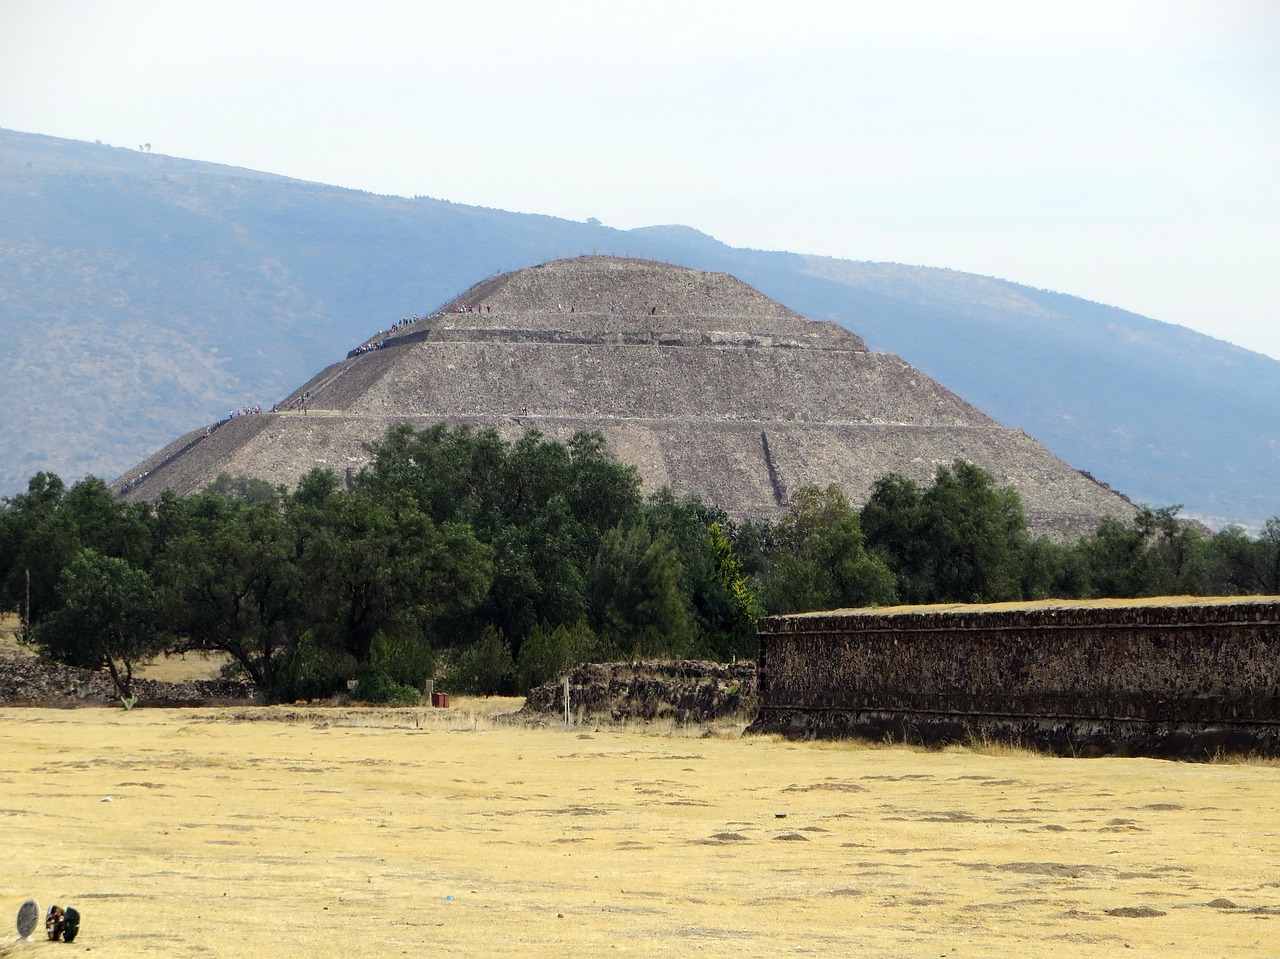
left=0, top=651, right=257, bottom=707
left=746, top=598, right=1280, bottom=758
left=521, top=660, right=757, bottom=725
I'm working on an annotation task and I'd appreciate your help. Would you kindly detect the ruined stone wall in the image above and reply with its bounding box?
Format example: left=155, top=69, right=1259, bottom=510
left=0, top=651, right=256, bottom=707
left=747, top=599, right=1280, bottom=757
left=521, top=660, right=757, bottom=724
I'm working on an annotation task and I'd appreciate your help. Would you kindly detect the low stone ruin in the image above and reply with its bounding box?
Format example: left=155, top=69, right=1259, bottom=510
left=0, top=649, right=256, bottom=707
left=521, top=660, right=757, bottom=725
left=749, top=596, right=1280, bottom=758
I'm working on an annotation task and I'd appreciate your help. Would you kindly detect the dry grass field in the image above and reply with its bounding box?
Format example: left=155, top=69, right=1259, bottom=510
left=1, top=704, right=1277, bottom=959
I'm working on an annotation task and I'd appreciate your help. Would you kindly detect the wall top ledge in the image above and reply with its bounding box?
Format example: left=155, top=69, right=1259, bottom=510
left=762, top=596, right=1280, bottom=634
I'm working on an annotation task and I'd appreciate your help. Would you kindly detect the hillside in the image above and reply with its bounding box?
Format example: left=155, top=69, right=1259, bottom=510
left=2, top=128, right=1277, bottom=527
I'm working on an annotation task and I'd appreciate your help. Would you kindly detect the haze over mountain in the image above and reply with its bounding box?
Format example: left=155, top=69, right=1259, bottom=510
left=3, top=128, right=1277, bottom=528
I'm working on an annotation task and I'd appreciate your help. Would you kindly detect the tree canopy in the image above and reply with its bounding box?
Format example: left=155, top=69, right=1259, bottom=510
left=3, top=430, right=1277, bottom=705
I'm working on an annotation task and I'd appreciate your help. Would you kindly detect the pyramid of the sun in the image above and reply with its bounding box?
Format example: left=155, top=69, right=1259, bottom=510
left=116, top=256, right=1134, bottom=535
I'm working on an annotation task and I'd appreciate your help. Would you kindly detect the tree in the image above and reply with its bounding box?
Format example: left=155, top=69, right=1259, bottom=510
left=204, top=473, right=281, bottom=506
left=859, top=473, right=928, bottom=600
left=761, top=485, right=898, bottom=614
left=359, top=424, right=643, bottom=655
left=1211, top=519, right=1280, bottom=595
left=1075, top=506, right=1212, bottom=598
left=515, top=620, right=601, bottom=692
left=0, top=474, right=152, bottom=637
left=916, top=461, right=1028, bottom=603
left=294, top=487, right=493, bottom=669
left=1017, top=534, right=1086, bottom=600
left=450, top=625, right=515, bottom=695
left=706, top=520, right=765, bottom=660
left=564, top=431, right=643, bottom=539
left=1137, top=505, right=1216, bottom=595
left=1077, top=514, right=1154, bottom=597
left=588, top=521, right=693, bottom=658
left=153, top=490, right=301, bottom=697
left=644, top=489, right=757, bottom=660
left=35, top=548, right=170, bottom=702
left=862, top=462, right=1028, bottom=604
left=0, top=473, right=68, bottom=633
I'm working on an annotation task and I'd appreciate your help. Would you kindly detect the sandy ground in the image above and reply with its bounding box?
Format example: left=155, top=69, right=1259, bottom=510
left=1, top=705, right=1277, bottom=959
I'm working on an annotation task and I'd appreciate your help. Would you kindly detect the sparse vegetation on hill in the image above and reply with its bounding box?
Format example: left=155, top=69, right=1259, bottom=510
left=1, top=427, right=1276, bottom=706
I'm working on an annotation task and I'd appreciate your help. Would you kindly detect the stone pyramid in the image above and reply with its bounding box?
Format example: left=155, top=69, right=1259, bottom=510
left=116, top=255, right=1134, bottom=535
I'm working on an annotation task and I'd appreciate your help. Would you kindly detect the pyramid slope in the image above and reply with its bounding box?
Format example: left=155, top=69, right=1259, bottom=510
left=426, top=257, right=861, bottom=345
left=116, top=257, right=1135, bottom=535
left=297, top=342, right=992, bottom=426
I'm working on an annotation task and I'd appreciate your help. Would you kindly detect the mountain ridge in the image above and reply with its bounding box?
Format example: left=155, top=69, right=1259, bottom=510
left=2, top=128, right=1276, bottom=527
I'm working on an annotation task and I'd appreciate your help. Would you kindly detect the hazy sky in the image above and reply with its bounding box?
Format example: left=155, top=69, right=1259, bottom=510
left=3, top=0, right=1278, bottom=359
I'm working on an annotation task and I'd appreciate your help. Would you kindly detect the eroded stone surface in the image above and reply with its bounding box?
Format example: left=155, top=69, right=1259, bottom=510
left=115, top=256, right=1136, bottom=535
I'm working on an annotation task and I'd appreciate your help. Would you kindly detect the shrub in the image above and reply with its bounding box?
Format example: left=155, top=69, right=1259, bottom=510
left=515, top=620, right=601, bottom=692
left=447, top=626, right=515, bottom=695
left=353, top=665, right=423, bottom=706
left=370, top=631, right=435, bottom=691
left=272, top=631, right=356, bottom=703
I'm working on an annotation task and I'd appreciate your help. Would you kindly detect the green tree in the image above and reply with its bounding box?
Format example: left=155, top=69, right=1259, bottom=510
left=204, top=472, right=282, bottom=506
left=588, top=521, right=694, bottom=658
left=0, top=474, right=152, bottom=637
left=1211, top=519, right=1280, bottom=595
left=917, top=461, right=1028, bottom=603
left=761, top=485, right=898, bottom=614
left=360, top=425, right=642, bottom=655
left=35, top=548, right=171, bottom=701
left=0, top=472, right=68, bottom=633
left=1074, top=506, right=1210, bottom=598
left=152, top=490, right=301, bottom=697
left=643, top=489, right=757, bottom=660
left=450, top=625, right=516, bottom=695
left=706, top=520, right=764, bottom=659
left=1017, top=534, right=1086, bottom=600
left=1076, top=514, right=1155, bottom=597
left=368, top=629, right=436, bottom=694
left=514, top=620, right=602, bottom=692
left=564, top=430, right=644, bottom=539
left=859, top=472, right=928, bottom=600
left=862, top=462, right=1028, bottom=603
left=294, top=487, right=493, bottom=669
left=1138, top=506, right=1216, bottom=595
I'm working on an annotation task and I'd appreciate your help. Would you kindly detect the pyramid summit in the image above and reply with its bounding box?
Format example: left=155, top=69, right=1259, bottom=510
left=116, top=255, right=1134, bottom=534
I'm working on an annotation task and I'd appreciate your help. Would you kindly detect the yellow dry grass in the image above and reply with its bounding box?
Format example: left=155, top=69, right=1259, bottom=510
left=0, top=613, right=25, bottom=654
left=2, top=706, right=1277, bottom=958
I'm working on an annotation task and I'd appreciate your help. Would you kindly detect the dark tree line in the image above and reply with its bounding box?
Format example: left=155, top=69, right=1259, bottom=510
left=2, top=427, right=1277, bottom=704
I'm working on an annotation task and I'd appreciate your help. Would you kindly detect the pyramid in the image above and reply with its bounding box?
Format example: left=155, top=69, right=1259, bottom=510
left=116, top=256, right=1134, bottom=535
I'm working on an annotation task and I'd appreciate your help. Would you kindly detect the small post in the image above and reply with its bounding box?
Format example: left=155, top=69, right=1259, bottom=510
left=563, top=676, right=571, bottom=727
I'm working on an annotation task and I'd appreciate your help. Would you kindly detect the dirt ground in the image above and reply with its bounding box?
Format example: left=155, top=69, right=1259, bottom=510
left=1, top=705, right=1277, bottom=958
